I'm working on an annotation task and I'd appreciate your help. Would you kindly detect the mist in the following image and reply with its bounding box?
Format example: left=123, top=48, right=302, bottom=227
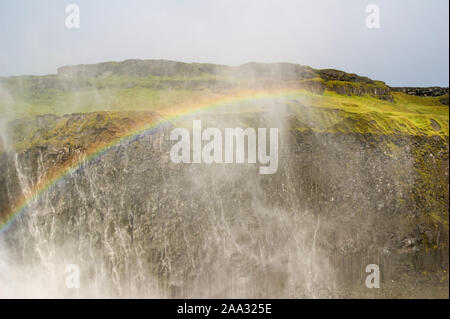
left=0, top=0, right=449, bottom=86
left=0, top=1, right=448, bottom=300
left=1, top=78, right=446, bottom=298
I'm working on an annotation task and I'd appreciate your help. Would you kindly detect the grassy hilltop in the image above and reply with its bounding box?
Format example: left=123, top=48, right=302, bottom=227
left=0, top=59, right=448, bottom=141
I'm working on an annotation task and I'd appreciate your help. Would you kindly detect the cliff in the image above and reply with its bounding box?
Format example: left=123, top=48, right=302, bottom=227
left=53, top=60, right=387, bottom=100
left=0, top=109, right=448, bottom=298
left=0, top=60, right=448, bottom=298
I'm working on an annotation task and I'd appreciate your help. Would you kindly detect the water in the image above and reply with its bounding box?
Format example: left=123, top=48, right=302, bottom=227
left=0, top=108, right=448, bottom=298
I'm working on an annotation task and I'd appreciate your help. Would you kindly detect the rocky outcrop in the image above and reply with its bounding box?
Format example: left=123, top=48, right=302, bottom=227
left=8, top=59, right=434, bottom=104
left=56, top=60, right=317, bottom=80
left=390, top=87, right=449, bottom=105
left=0, top=111, right=165, bottom=220
left=325, top=80, right=393, bottom=101
left=57, top=59, right=228, bottom=79
left=390, top=87, right=449, bottom=97
left=317, top=69, right=374, bottom=83
left=55, top=60, right=395, bottom=100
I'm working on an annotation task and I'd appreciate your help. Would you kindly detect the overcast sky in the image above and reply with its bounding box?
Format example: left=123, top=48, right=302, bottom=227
left=0, top=0, right=448, bottom=86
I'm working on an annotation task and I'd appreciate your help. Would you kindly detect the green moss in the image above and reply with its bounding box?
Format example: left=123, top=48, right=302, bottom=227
left=287, top=91, right=448, bottom=136
left=9, top=111, right=161, bottom=152
left=325, top=80, right=388, bottom=90
left=1, top=73, right=448, bottom=138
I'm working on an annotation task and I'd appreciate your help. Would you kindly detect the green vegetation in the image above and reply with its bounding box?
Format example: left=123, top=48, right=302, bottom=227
left=286, top=91, right=448, bottom=136
left=0, top=64, right=448, bottom=139
left=324, top=79, right=388, bottom=90
left=7, top=111, right=162, bottom=152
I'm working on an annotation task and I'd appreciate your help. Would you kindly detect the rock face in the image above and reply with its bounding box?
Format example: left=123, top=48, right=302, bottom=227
left=325, top=80, right=393, bottom=101
left=0, top=111, right=165, bottom=221
left=390, top=87, right=449, bottom=105
left=55, top=59, right=398, bottom=100
left=56, top=60, right=318, bottom=80
left=390, top=87, right=449, bottom=97
left=1, top=59, right=442, bottom=104
left=317, top=69, right=374, bottom=83
left=57, top=59, right=228, bottom=79
left=0, top=110, right=448, bottom=298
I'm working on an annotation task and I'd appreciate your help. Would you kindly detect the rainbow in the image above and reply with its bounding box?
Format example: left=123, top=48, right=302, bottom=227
left=0, top=88, right=306, bottom=233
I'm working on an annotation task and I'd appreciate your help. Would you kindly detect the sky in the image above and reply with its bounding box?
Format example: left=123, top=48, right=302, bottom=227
left=0, top=0, right=448, bottom=86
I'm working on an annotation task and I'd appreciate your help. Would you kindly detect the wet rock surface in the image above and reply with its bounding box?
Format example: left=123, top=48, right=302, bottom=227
left=0, top=112, right=448, bottom=298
